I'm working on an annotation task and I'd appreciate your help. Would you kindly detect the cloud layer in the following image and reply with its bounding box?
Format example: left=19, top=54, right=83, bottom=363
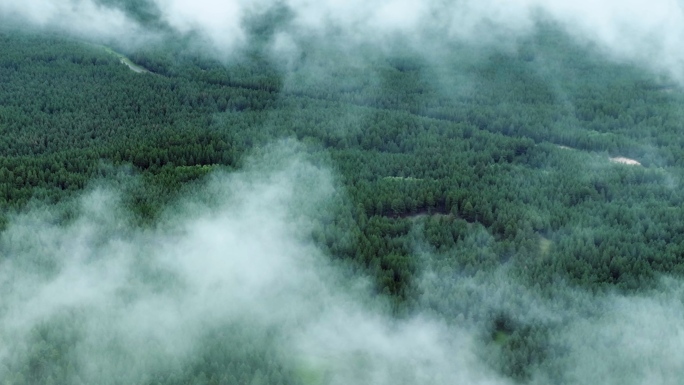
left=0, top=0, right=146, bottom=42
left=2, top=1, right=684, bottom=381
left=3, top=0, right=684, bottom=81
left=0, top=146, right=509, bottom=384
left=1, top=146, right=684, bottom=384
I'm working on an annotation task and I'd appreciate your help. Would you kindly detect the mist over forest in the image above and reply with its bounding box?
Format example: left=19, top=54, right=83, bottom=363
left=1, top=1, right=684, bottom=384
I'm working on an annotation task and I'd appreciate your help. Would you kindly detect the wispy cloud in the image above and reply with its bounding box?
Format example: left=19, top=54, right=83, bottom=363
left=3, top=0, right=684, bottom=81
left=2, top=144, right=684, bottom=384
left=0, top=145, right=509, bottom=384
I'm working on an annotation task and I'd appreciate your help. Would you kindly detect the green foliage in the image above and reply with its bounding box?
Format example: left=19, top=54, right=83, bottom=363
left=3, top=24, right=684, bottom=382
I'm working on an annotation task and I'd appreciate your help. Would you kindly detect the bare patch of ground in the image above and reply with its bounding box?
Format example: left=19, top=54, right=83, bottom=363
left=382, top=176, right=423, bottom=182
left=610, top=157, right=642, bottom=166
left=539, top=236, right=552, bottom=257
left=118, top=57, right=148, bottom=73
left=556, top=144, right=642, bottom=167
left=83, top=41, right=151, bottom=74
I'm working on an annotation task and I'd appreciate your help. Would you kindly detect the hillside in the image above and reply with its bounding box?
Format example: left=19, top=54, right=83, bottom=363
left=1, top=22, right=684, bottom=384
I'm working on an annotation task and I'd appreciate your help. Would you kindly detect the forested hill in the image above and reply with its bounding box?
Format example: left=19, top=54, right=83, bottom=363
left=2, top=24, right=684, bottom=383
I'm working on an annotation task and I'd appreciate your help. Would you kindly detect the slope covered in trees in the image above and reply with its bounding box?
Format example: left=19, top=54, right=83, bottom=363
left=1, top=24, right=684, bottom=383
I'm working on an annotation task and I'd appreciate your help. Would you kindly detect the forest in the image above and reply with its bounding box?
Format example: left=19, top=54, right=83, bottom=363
left=1, top=3, right=684, bottom=384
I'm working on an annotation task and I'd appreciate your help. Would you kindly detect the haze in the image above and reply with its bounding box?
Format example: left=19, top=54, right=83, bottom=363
left=2, top=1, right=684, bottom=384
left=2, top=0, right=684, bottom=81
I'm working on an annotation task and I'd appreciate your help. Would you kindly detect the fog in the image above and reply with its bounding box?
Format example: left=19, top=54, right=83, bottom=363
left=421, top=262, right=684, bottom=384
left=2, top=1, right=683, bottom=383
left=2, top=0, right=684, bottom=81
left=0, top=145, right=506, bottom=384
left=0, top=1, right=149, bottom=44
left=1, top=145, right=683, bottom=384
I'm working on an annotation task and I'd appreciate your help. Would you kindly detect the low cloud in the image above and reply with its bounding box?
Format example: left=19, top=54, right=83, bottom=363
left=2, top=144, right=684, bottom=383
left=420, top=257, right=684, bottom=384
left=0, top=0, right=149, bottom=44
left=3, top=0, right=684, bottom=81
left=547, top=283, right=684, bottom=385
left=0, top=145, right=510, bottom=384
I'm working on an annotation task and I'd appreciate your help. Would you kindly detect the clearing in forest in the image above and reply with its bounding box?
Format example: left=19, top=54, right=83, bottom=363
left=609, top=157, right=641, bottom=166
left=556, top=145, right=642, bottom=166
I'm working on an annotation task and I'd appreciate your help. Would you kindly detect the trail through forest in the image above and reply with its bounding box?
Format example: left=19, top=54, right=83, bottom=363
left=87, top=42, right=150, bottom=73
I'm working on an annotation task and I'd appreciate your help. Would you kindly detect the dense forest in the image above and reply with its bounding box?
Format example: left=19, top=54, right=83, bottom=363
left=1, top=12, right=684, bottom=384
